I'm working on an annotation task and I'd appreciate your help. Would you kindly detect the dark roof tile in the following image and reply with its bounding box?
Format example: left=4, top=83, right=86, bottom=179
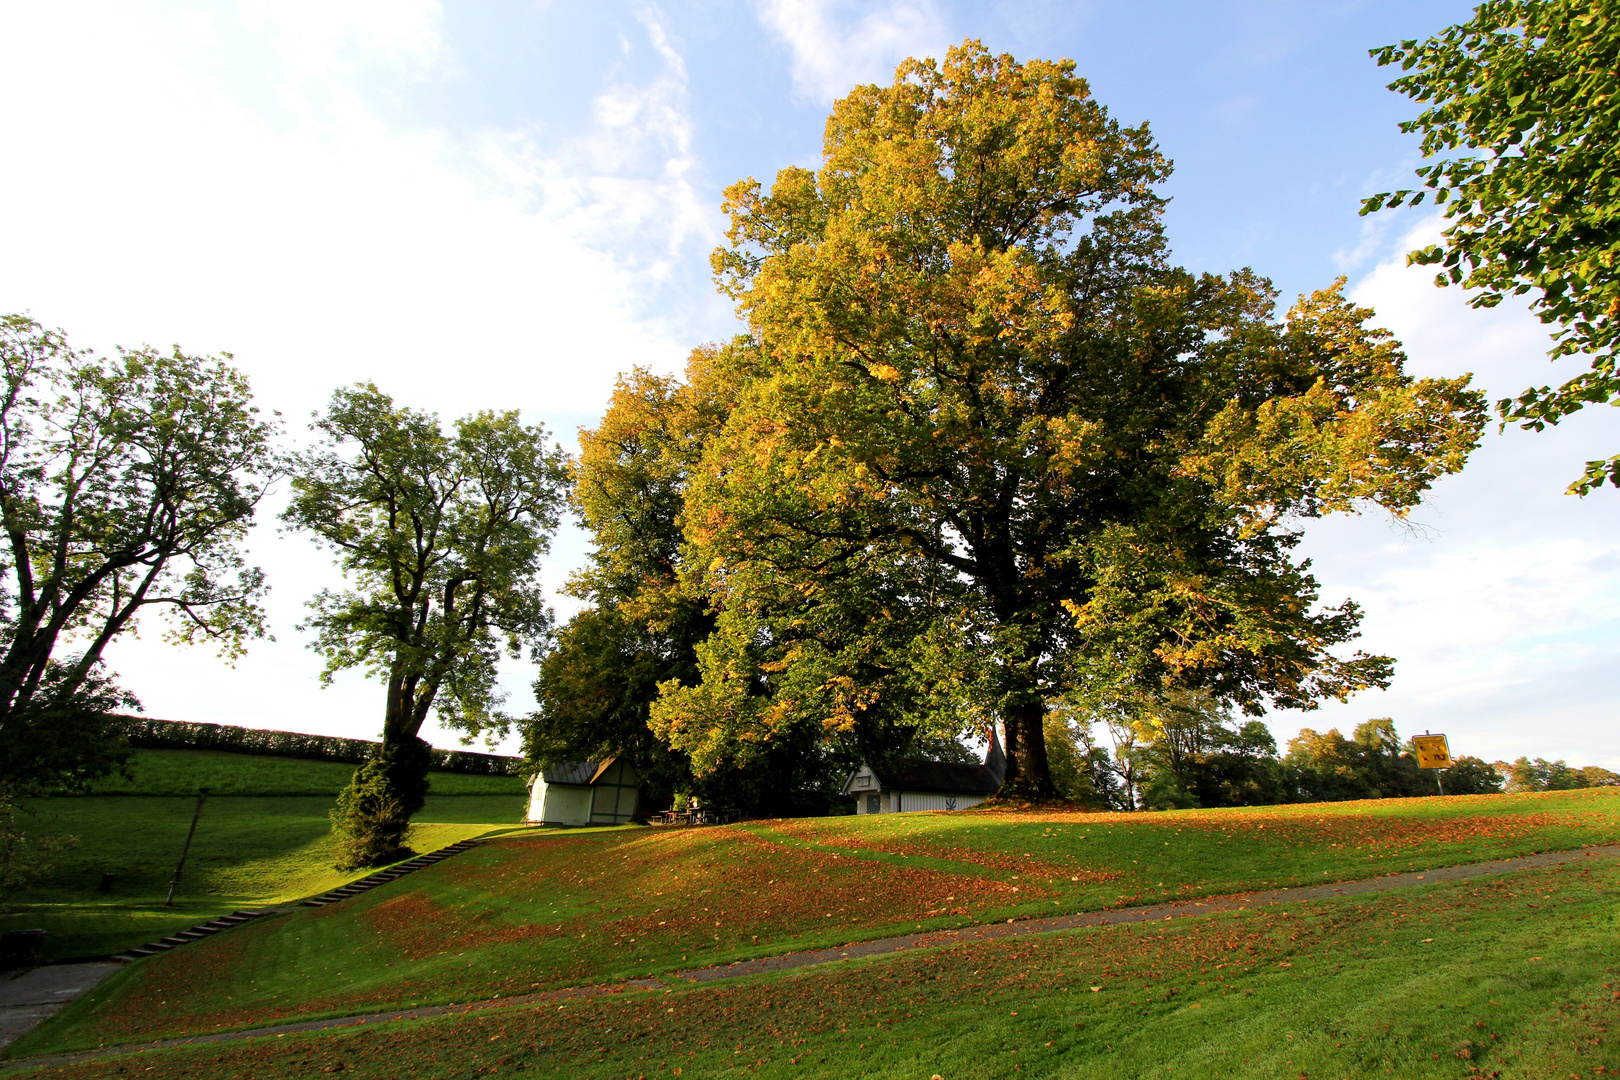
left=869, top=760, right=1001, bottom=795
left=541, top=761, right=598, bottom=785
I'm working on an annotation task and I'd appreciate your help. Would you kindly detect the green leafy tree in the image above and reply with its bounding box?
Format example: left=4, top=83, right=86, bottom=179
left=0, top=315, right=277, bottom=792
left=669, top=41, right=1485, bottom=796
left=1132, top=693, right=1286, bottom=809
left=528, top=363, right=718, bottom=812
left=285, top=385, right=567, bottom=867
left=1577, top=765, right=1620, bottom=787
left=1285, top=718, right=1488, bottom=800
left=1353, top=718, right=1433, bottom=797
left=1043, top=703, right=1126, bottom=808
left=1499, top=755, right=1615, bottom=792
left=1285, top=727, right=1380, bottom=802
left=1443, top=755, right=1505, bottom=795
left=534, top=356, right=945, bottom=816
left=1364, top=1, right=1620, bottom=493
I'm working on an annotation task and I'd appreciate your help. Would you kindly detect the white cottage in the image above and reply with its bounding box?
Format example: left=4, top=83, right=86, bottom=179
left=527, top=758, right=642, bottom=826
left=842, top=731, right=1006, bottom=814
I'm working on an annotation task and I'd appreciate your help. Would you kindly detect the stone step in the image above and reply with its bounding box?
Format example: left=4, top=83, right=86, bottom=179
left=295, top=840, right=481, bottom=909
left=117, top=910, right=266, bottom=962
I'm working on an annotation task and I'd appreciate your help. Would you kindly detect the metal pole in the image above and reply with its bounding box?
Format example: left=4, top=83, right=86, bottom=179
left=1435, top=770, right=1445, bottom=797
left=165, top=788, right=210, bottom=907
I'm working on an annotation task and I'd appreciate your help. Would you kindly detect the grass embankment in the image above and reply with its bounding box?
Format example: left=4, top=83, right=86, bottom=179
left=86, top=749, right=525, bottom=797
left=2, top=750, right=528, bottom=962
left=13, top=855, right=1616, bottom=1079
left=17, top=787, right=1618, bottom=1058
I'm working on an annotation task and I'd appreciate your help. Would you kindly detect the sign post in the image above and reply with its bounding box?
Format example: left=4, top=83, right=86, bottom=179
left=1410, top=733, right=1453, bottom=796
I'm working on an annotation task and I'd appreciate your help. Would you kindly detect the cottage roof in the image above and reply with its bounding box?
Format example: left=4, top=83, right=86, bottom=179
left=540, top=760, right=598, bottom=785
left=843, top=726, right=1007, bottom=797
left=867, top=759, right=1002, bottom=795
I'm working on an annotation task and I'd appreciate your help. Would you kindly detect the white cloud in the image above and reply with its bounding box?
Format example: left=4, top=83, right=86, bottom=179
left=0, top=2, right=715, bottom=422
left=237, top=0, right=447, bottom=82
left=1268, top=217, right=1620, bottom=769
left=755, top=0, right=950, bottom=103
left=473, top=9, right=713, bottom=298
left=0, top=1, right=723, bottom=750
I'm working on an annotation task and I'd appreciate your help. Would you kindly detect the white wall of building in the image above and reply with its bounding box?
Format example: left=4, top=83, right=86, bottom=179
left=527, top=779, right=592, bottom=825
left=853, top=789, right=989, bottom=814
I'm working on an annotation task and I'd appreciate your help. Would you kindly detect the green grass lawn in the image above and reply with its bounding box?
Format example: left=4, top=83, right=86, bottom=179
left=1, top=750, right=530, bottom=963
left=86, top=749, right=527, bottom=797
left=15, top=787, right=1617, bottom=1057
left=10, top=847, right=1616, bottom=1078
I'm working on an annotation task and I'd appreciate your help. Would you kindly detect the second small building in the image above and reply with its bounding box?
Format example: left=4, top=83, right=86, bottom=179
left=842, top=731, right=1005, bottom=814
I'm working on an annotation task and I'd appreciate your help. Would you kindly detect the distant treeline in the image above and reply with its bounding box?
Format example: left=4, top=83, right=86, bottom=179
left=109, top=716, right=525, bottom=776
left=1046, top=700, right=1620, bottom=812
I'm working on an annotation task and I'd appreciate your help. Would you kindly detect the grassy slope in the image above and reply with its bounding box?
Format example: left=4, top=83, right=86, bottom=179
left=86, top=749, right=527, bottom=796
left=12, top=855, right=1615, bottom=1080
left=3, top=751, right=529, bottom=962
left=17, top=787, right=1618, bottom=1056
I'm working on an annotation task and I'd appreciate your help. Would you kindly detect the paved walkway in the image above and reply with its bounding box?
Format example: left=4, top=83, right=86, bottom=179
left=4, top=843, right=1615, bottom=1073
left=0, top=966, right=122, bottom=1051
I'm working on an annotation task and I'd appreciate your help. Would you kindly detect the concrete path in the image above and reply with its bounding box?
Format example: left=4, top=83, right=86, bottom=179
left=3, top=843, right=1615, bottom=1073
left=0, top=966, right=121, bottom=1050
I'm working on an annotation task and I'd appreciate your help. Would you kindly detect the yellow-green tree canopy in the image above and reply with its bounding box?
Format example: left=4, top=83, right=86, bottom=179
left=1364, top=0, right=1620, bottom=493
left=527, top=361, right=718, bottom=802
left=653, top=41, right=1486, bottom=796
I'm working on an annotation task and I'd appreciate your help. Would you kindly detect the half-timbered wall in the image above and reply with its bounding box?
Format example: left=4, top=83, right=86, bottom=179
left=589, top=759, right=640, bottom=825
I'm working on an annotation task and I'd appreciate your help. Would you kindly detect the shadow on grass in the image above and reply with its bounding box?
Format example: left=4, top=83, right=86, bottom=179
left=2, top=794, right=527, bottom=962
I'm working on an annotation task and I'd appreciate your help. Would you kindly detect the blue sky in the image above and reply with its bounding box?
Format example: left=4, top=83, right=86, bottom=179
left=0, top=1, right=1613, bottom=767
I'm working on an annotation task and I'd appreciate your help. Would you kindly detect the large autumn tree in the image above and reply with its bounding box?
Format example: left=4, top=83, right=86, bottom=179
left=653, top=42, right=1486, bottom=797
left=286, top=385, right=568, bottom=866
left=1364, top=0, right=1620, bottom=493
left=531, top=351, right=915, bottom=814
left=527, top=363, right=718, bottom=807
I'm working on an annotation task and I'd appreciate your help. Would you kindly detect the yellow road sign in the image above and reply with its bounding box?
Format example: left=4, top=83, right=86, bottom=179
left=1411, top=733, right=1453, bottom=770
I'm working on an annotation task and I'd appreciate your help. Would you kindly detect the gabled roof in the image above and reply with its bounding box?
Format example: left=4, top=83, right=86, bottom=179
left=540, top=760, right=598, bottom=785
left=540, top=757, right=639, bottom=786
left=867, top=759, right=1002, bottom=796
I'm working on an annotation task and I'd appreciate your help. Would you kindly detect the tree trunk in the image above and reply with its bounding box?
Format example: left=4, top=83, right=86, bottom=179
left=379, top=666, right=434, bottom=817
left=331, top=665, right=436, bottom=869
left=1000, top=692, right=1057, bottom=798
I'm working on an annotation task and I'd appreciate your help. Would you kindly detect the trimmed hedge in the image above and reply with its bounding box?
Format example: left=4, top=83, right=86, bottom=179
left=108, top=716, right=525, bottom=776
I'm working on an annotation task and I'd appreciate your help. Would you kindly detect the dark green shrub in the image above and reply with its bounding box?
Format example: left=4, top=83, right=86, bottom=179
left=330, top=738, right=435, bottom=870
